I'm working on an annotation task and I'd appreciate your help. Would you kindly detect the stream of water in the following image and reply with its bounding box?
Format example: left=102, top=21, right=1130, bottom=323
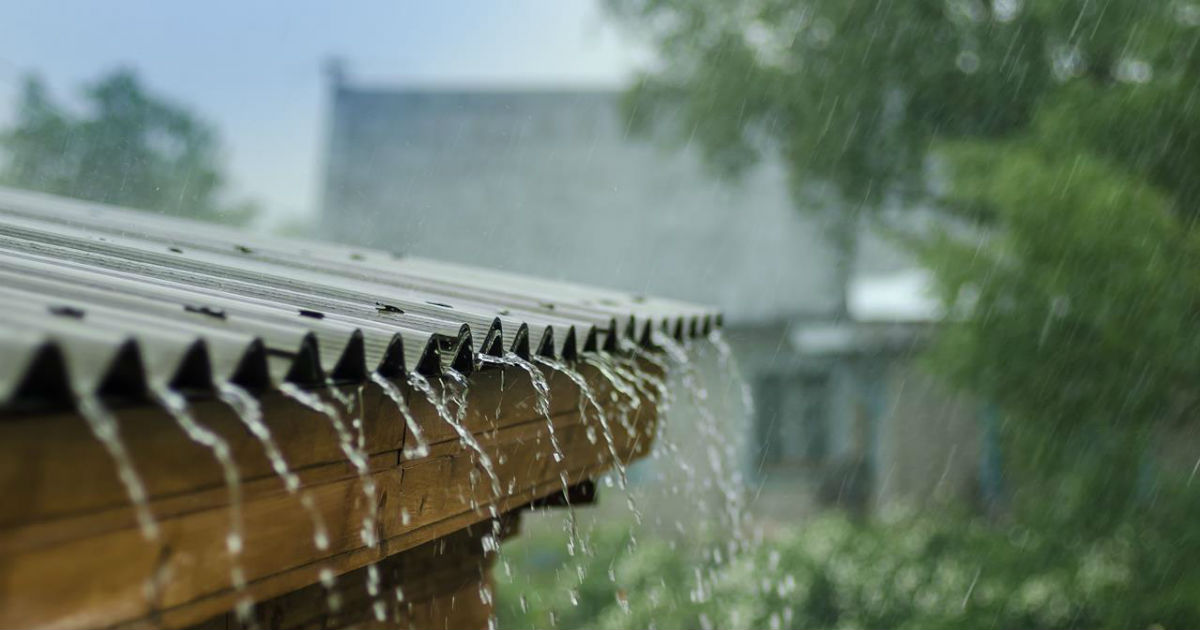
left=708, top=329, right=754, bottom=418
left=536, top=357, right=626, bottom=487
left=63, top=319, right=749, bottom=629
left=75, top=394, right=159, bottom=541
left=323, top=382, right=390, bottom=621
left=479, top=352, right=564, bottom=462
left=649, top=329, right=754, bottom=614
left=577, top=356, right=640, bottom=504
left=216, top=382, right=330, bottom=552
left=277, top=383, right=378, bottom=549
left=618, top=338, right=676, bottom=448
left=149, top=384, right=251, bottom=618
left=369, top=371, right=430, bottom=458
left=406, top=371, right=503, bottom=511
left=438, top=367, right=505, bottom=617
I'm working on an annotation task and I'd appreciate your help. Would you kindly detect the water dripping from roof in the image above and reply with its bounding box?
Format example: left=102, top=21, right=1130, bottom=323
left=414, top=366, right=506, bottom=614
left=278, top=382, right=378, bottom=549
left=406, top=371, right=502, bottom=517
left=149, top=383, right=251, bottom=620
left=370, top=371, right=429, bottom=458
left=216, top=381, right=330, bottom=552
left=478, top=352, right=564, bottom=463
left=277, top=381, right=385, bottom=620
left=536, top=355, right=641, bottom=525
left=75, top=394, right=159, bottom=540
left=708, top=328, right=754, bottom=417
left=619, top=338, right=675, bottom=435
left=319, top=566, right=341, bottom=613
left=651, top=329, right=754, bottom=594
left=320, top=379, right=388, bottom=614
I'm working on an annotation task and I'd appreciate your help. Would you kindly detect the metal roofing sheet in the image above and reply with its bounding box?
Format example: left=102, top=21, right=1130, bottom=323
left=0, top=186, right=720, bottom=411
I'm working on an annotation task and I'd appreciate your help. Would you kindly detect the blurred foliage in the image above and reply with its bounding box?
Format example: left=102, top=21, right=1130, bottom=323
left=501, top=501, right=1200, bottom=629
left=918, top=142, right=1200, bottom=531
left=604, top=0, right=1200, bottom=318
left=604, top=0, right=1200, bottom=213
left=608, top=0, right=1200, bottom=517
left=596, top=1, right=1200, bottom=627
left=0, top=68, right=257, bottom=224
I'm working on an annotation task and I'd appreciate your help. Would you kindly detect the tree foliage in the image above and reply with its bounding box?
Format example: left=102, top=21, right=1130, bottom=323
left=1, top=69, right=256, bottom=224
left=608, top=0, right=1200, bottom=514
left=606, top=0, right=1199, bottom=210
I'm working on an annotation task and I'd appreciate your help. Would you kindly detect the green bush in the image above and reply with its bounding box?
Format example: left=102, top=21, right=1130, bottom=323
left=499, top=498, right=1200, bottom=630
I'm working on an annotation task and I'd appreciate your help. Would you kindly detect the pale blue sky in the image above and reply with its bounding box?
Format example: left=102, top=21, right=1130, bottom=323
left=0, top=1, right=644, bottom=225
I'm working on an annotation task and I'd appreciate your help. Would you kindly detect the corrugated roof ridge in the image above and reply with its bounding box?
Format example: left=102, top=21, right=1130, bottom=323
left=0, top=186, right=720, bottom=411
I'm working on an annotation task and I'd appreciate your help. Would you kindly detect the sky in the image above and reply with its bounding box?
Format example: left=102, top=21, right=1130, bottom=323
left=0, top=1, right=645, bottom=226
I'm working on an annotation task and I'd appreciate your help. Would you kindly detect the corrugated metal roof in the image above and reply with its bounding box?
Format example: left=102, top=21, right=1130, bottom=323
left=0, top=186, right=719, bottom=411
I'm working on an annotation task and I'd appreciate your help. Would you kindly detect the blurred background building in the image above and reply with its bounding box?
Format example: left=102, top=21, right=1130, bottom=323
left=317, top=68, right=985, bottom=519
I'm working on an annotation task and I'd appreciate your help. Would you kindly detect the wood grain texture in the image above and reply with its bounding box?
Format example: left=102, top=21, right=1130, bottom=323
left=190, top=517, right=516, bottom=630
left=0, top=360, right=663, bottom=629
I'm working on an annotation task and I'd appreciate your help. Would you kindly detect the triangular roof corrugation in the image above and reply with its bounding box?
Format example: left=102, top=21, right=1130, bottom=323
left=0, top=186, right=720, bottom=410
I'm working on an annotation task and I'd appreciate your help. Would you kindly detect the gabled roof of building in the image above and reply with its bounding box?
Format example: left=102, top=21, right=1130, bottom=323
left=0, top=186, right=718, bottom=412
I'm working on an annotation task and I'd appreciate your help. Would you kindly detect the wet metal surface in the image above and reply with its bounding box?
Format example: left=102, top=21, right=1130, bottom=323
left=0, top=186, right=719, bottom=410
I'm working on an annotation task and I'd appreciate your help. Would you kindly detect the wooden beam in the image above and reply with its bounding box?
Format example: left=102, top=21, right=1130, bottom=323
left=0, top=360, right=663, bottom=629
left=188, top=517, right=516, bottom=630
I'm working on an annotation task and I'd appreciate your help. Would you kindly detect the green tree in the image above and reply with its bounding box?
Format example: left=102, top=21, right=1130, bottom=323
left=1, top=68, right=256, bottom=224
left=606, top=0, right=1053, bottom=313
left=607, top=0, right=1200, bottom=523
left=606, top=0, right=1196, bottom=209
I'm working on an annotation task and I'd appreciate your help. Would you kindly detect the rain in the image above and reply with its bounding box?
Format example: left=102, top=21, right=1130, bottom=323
left=2, top=0, right=1200, bottom=629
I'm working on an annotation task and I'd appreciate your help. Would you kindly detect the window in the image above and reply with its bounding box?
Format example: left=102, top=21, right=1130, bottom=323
left=755, top=371, right=829, bottom=472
